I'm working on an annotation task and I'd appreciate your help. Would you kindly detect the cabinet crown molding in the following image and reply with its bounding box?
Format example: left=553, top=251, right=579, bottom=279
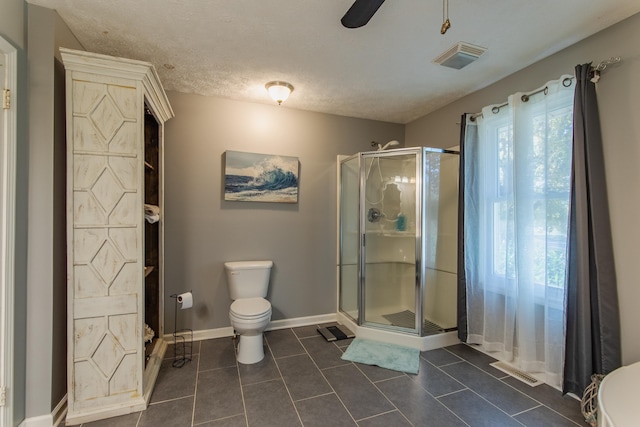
left=60, top=48, right=174, bottom=122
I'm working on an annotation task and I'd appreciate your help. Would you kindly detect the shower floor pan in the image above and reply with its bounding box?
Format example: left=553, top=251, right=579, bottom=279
left=382, top=310, right=451, bottom=334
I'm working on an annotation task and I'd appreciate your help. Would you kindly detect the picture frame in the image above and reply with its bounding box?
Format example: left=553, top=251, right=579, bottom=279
left=224, top=150, right=299, bottom=203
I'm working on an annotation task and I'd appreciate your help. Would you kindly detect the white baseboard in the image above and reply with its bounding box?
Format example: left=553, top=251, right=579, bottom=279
left=268, top=313, right=338, bottom=331
left=160, top=312, right=459, bottom=352
left=18, top=394, right=67, bottom=427
left=163, top=313, right=338, bottom=342
left=19, top=414, right=52, bottom=427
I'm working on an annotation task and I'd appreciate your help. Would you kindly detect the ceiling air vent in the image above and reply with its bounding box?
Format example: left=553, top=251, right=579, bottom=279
left=434, top=42, right=487, bottom=70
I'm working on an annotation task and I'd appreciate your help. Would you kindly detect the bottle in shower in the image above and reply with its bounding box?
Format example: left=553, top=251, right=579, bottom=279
left=396, top=213, right=406, bottom=231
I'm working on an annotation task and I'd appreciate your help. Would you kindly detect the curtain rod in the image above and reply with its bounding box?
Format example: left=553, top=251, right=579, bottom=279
left=593, top=56, right=621, bottom=72
left=468, top=56, right=622, bottom=121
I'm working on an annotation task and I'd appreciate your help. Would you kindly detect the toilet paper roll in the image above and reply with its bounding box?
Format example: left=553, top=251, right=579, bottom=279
left=177, top=292, right=193, bottom=310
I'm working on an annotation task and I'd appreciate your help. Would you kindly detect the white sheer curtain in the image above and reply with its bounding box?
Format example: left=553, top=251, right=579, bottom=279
left=464, top=75, right=574, bottom=387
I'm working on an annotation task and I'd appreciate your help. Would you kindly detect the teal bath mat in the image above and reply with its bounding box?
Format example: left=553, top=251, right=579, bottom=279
left=341, top=338, right=420, bottom=374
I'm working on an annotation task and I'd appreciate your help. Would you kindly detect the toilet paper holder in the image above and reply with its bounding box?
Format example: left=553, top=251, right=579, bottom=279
left=170, top=292, right=193, bottom=368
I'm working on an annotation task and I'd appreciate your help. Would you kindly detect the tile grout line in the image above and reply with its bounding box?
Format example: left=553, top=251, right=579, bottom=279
left=370, top=366, right=469, bottom=427
left=498, top=378, right=585, bottom=426
left=292, top=391, right=335, bottom=404
left=264, top=335, right=305, bottom=426
left=325, top=324, right=431, bottom=426
left=294, top=324, right=359, bottom=426
left=354, top=409, right=411, bottom=425
left=440, top=345, right=585, bottom=425
left=190, top=348, right=201, bottom=426
left=354, top=365, right=412, bottom=426
left=436, top=363, right=529, bottom=425
left=148, top=394, right=195, bottom=406
left=410, top=355, right=469, bottom=425
left=270, top=351, right=308, bottom=361
left=414, top=357, right=468, bottom=400
left=450, top=386, right=529, bottom=426
left=502, top=379, right=585, bottom=425
left=234, top=338, right=250, bottom=427
left=432, top=387, right=470, bottom=400
left=511, top=404, right=543, bottom=417
left=82, top=338, right=583, bottom=427
left=506, top=394, right=585, bottom=426
left=403, top=355, right=471, bottom=427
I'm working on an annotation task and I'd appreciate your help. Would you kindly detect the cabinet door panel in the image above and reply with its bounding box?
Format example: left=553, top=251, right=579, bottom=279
left=69, top=77, right=143, bottom=411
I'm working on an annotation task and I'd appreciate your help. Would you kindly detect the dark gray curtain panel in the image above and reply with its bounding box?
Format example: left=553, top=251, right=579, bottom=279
left=457, top=114, right=478, bottom=342
left=457, top=114, right=468, bottom=342
left=563, top=63, right=622, bottom=396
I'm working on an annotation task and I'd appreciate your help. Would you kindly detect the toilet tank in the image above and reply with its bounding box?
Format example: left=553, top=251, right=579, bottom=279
left=224, top=260, right=273, bottom=300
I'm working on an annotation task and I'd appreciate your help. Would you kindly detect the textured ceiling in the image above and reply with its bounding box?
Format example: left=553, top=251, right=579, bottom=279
left=29, top=0, right=640, bottom=124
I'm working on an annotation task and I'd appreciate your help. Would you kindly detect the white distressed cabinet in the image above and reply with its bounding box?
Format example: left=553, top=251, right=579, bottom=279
left=61, top=48, right=174, bottom=424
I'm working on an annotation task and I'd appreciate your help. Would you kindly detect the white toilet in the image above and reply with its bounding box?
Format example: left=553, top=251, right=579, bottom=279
left=224, top=260, right=273, bottom=364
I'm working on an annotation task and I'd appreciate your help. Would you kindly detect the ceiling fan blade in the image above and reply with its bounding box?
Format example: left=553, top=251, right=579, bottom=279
left=341, top=0, right=386, bottom=28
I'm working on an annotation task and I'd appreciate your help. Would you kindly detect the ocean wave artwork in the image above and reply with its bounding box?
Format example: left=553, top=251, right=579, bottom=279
left=224, top=150, right=299, bottom=203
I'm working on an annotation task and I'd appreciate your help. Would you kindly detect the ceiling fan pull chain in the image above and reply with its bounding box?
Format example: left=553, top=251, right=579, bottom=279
left=441, top=0, right=451, bottom=34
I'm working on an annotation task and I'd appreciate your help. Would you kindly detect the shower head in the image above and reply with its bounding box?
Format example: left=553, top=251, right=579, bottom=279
left=380, top=140, right=400, bottom=151
left=371, top=140, right=400, bottom=151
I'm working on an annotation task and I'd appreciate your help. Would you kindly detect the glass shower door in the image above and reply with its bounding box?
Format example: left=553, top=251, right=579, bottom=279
left=339, top=155, right=360, bottom=321
left=422, top=149, right=459, bottom=333
left=362, top=151, right=419, bottom=333
left=339, top=147, right=459, bottom=336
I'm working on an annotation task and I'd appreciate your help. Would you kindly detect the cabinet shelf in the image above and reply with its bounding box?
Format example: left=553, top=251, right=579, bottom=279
left=144, top=161, right=155, bottom=170
left=144, top=266, right=155, bottom=277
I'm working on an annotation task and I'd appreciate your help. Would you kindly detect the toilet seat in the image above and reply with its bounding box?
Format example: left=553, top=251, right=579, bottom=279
left=230, top=297, right=271, bottom=319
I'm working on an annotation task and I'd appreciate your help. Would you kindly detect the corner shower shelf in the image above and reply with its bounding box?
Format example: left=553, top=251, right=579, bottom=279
left=365, top=260, right=415, bottom=266
left=367, top=230, right=414, bottom=237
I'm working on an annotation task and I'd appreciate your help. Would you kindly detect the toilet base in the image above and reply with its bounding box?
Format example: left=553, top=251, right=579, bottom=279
left=236, top=333, right=265, bottom=364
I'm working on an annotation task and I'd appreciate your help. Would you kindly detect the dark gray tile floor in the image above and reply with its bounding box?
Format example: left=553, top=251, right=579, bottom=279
left=76, top=324, right=585, bottom=427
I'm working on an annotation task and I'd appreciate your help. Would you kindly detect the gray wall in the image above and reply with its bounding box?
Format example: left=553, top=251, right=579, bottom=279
left=26, top=5, right=56, bottom=418
left=25, top=3, right=82, bottom=421
left=163, top=92, right=403, bottom=332
left=0, top=0, right=25, bottom=49
left=52, top=10, right=83, bottom=412
left=406, top=12, right=640, bottom=365
left=5, top=3, right=639, bottom=424
left=0, top=0, right=27, bottom=425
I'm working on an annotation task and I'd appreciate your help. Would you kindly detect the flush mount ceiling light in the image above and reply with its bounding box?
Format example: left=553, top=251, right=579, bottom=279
left=433, top=42, right=487, bottom=69
left=265, top=81, right=294, bottom=105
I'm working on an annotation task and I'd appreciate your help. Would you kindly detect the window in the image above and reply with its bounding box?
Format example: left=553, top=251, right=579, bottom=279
left=463, top=76, right=575, bottom=387
left=482, top=99, right=573, bottom=306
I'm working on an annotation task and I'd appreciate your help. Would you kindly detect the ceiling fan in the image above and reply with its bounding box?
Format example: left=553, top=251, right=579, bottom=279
left=341, top=0, right=453, bottom=34
left=341, top=0, right=386, bottom=28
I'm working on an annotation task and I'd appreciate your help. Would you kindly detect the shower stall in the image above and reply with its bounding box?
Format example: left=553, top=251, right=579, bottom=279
left=339, top=147, right=459, bottom=339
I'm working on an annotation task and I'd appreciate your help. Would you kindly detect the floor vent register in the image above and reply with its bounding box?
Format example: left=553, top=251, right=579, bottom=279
left=490, top=361, right=543, bottom=387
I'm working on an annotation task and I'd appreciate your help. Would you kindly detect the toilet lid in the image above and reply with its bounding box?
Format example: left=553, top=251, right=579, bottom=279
left=230, top=297, right=271, bottom=318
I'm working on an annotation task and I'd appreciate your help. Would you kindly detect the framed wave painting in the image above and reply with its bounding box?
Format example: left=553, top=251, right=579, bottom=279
left=224, top=150, right=299, bottom=203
